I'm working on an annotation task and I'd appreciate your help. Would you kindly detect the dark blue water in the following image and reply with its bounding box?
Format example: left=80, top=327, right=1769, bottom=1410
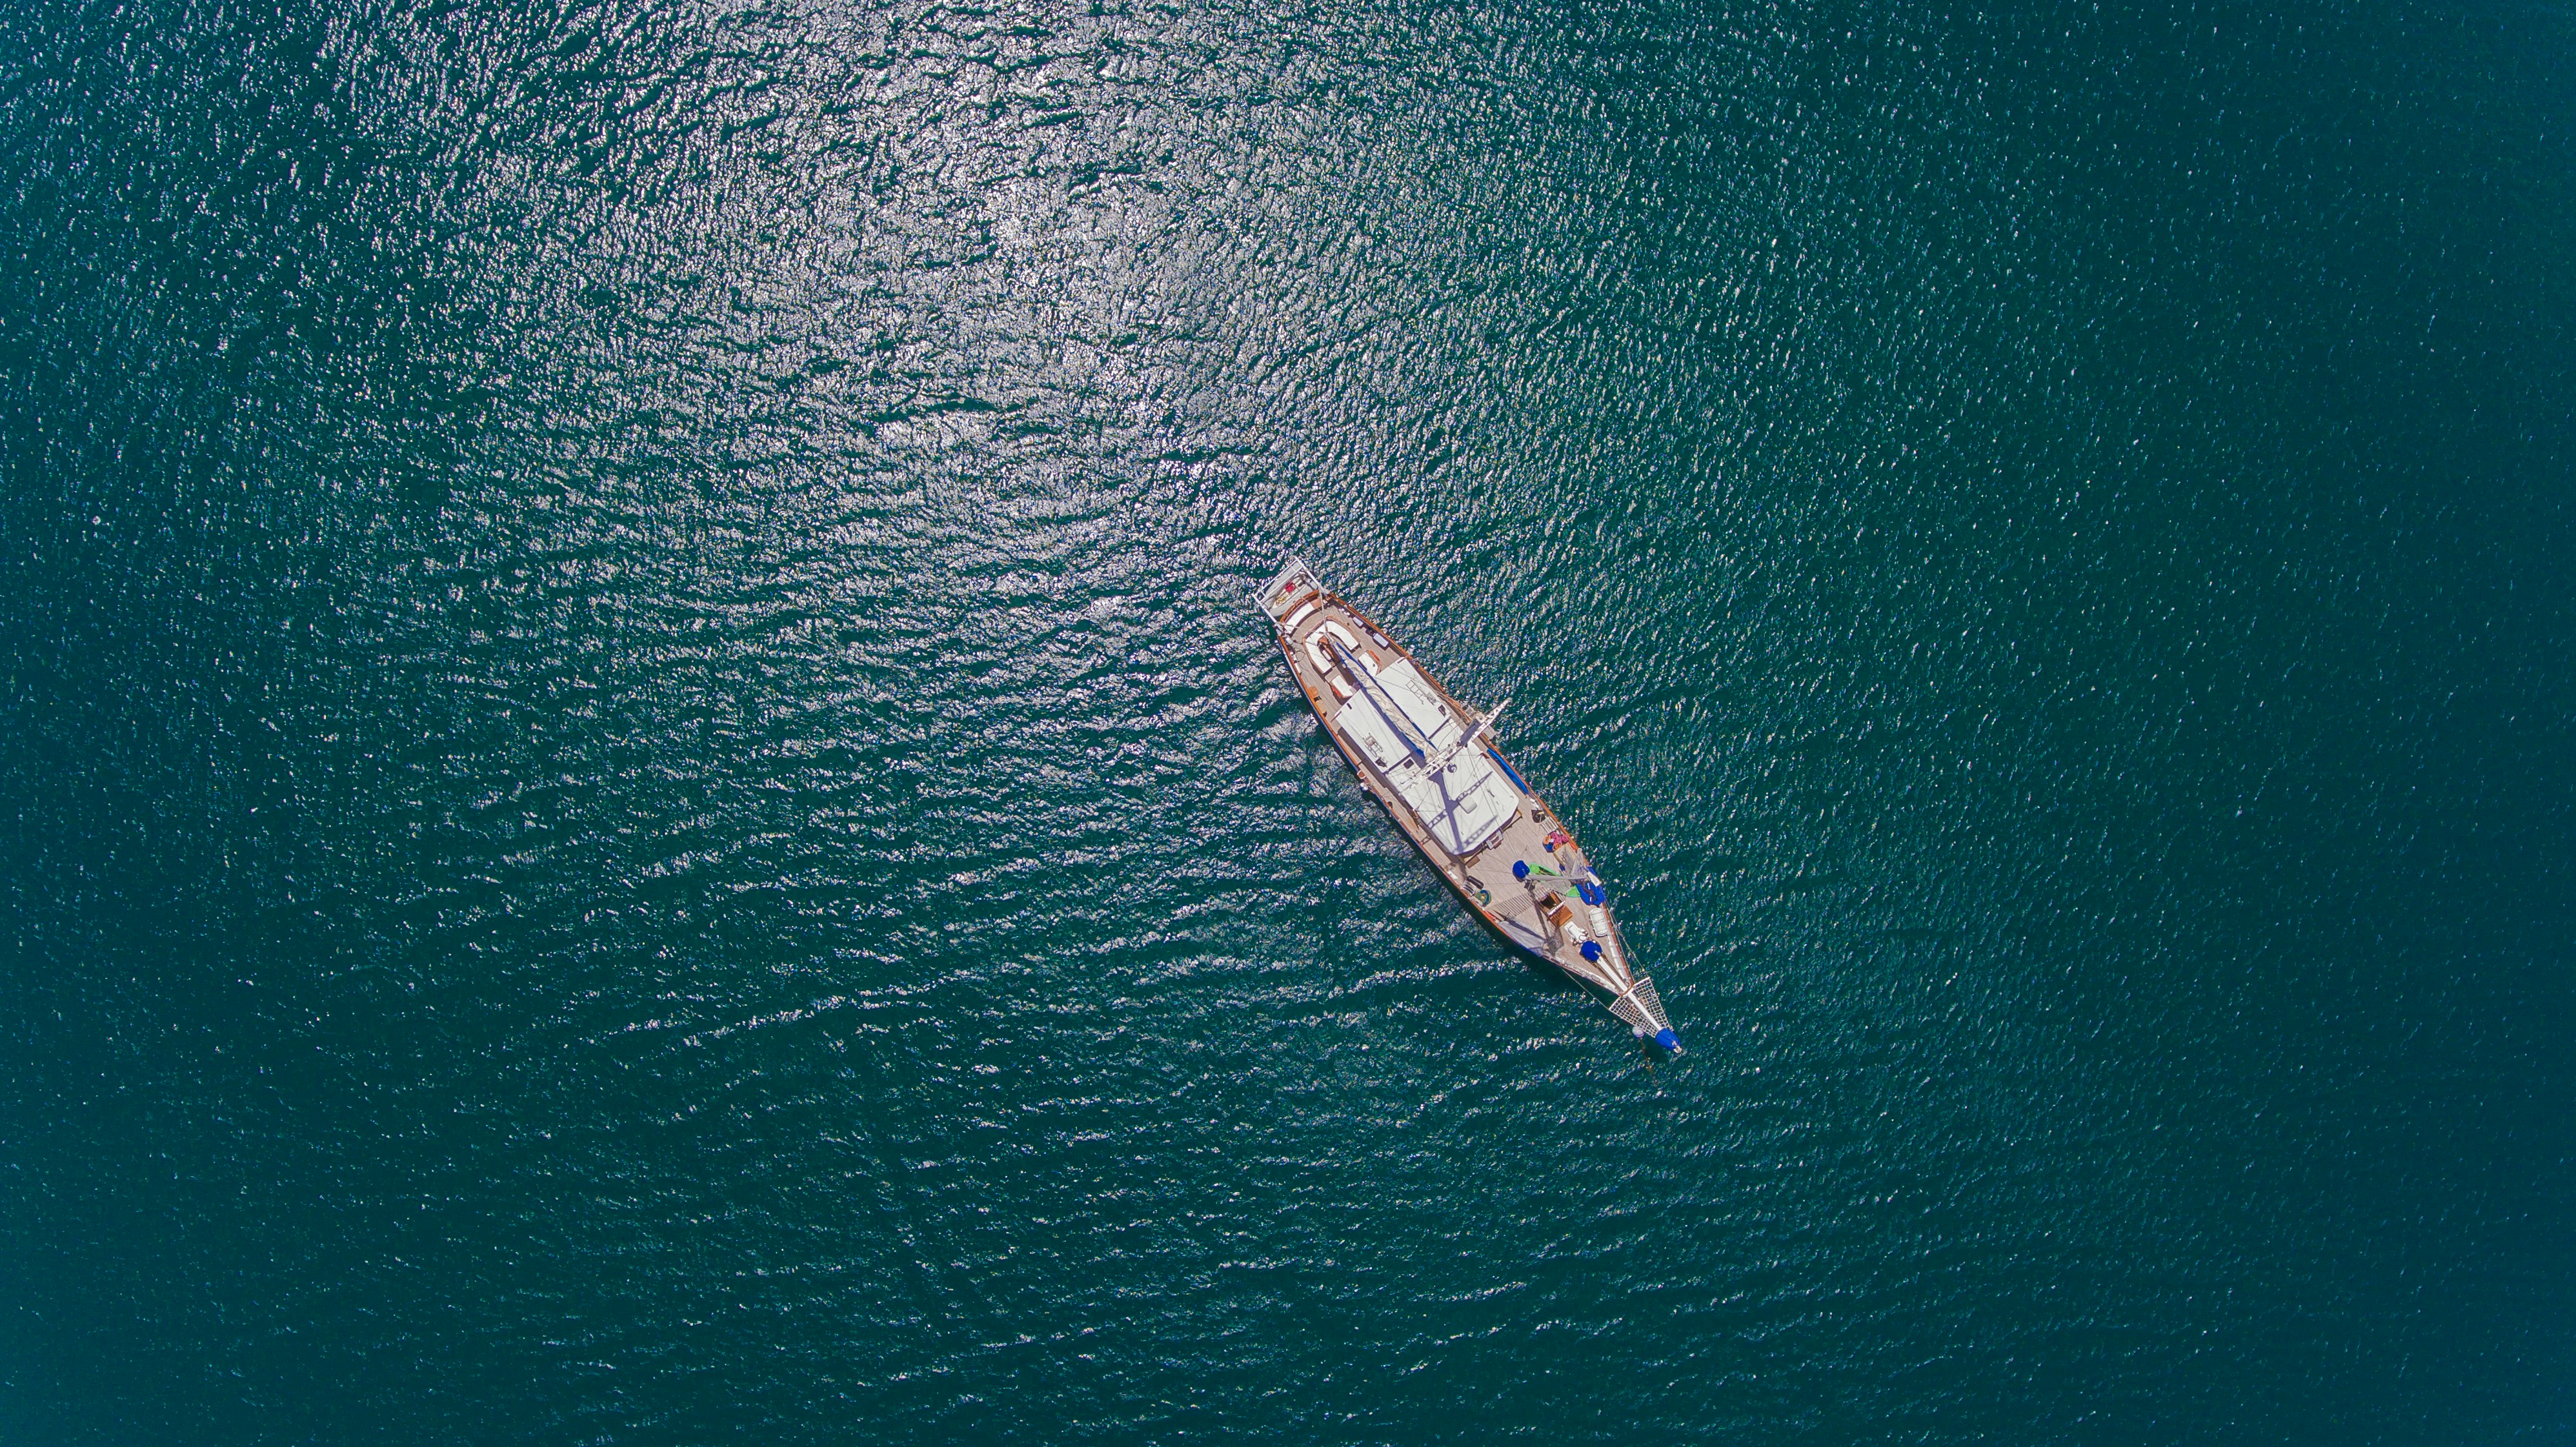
left=5, top=1, right=2572, bottom=1440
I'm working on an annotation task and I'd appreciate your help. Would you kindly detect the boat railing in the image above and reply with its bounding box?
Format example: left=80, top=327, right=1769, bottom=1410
left=1254, top=556, right=1321, bottom=625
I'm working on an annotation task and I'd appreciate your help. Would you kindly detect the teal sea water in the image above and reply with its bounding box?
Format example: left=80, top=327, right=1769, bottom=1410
left=5, top=1, right=2573, bottom=1439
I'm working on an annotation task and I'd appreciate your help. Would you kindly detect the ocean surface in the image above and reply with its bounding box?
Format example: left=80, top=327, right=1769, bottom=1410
left=5, top=1, right=2573, bottom=1441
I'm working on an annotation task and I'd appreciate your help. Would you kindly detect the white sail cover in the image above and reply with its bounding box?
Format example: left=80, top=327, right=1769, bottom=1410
left=1373, top=660, right=1464, bottom=751
left=1333, top=698, right=1517, bottom=856
left=1334, top=694, right=1413, bottom=772
left=1401, top=749, right=1518, bottom=856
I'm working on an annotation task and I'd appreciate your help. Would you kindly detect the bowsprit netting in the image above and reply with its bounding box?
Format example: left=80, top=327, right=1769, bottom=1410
left=1607, top=975, right=1673, bottom=1041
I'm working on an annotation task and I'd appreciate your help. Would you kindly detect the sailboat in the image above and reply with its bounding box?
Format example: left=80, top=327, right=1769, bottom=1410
left=1255, top=556, right=1680, bottom=1052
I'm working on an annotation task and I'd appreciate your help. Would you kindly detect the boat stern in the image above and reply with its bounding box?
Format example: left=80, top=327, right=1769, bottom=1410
left=1254, top=556, right=1322, bottom=629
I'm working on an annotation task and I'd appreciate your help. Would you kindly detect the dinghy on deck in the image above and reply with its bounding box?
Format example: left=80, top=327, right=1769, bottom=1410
left=1255, top=556, right=1680, bottom=1053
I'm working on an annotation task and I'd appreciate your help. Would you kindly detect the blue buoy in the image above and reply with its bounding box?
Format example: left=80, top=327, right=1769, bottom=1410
left=1654, top=1027, right=1680, bottom=1052
left=1511, top=860, right=1529, bottom=880
left=1579, top=941, right=1602, bottom=963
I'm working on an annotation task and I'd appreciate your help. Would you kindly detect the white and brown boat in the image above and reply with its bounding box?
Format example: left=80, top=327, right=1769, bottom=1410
left=1256, top=556, right=1680, bottom=1053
